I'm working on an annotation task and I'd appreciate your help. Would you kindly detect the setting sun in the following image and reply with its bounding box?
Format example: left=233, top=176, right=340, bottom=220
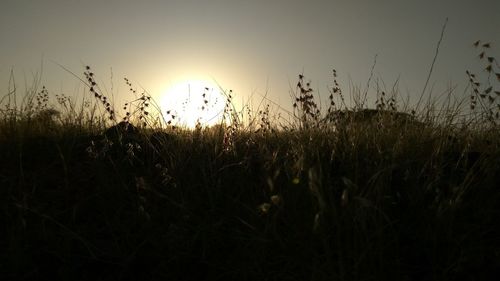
left=160, top=79, right=227, bottom=128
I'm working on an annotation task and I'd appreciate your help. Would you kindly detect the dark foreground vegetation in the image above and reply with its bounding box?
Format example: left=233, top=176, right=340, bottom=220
left=1, top=43, right=500, bottom=280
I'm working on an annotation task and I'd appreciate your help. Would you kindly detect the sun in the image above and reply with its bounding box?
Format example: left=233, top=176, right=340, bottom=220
left=160, top=79, right=227, bottom=128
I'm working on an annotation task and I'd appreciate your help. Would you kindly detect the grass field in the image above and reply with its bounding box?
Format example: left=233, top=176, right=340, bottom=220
left=1, top=43, right=500, bottom=280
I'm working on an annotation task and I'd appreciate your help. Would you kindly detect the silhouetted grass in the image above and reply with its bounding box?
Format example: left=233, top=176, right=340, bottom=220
left=1, top=42, right=499, bottom=281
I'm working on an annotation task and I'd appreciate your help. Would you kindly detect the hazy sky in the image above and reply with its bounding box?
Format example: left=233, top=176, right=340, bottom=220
left=1, top=0, right=499, bottom=122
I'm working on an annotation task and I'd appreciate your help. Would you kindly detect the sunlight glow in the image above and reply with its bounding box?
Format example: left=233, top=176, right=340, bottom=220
left=160, top=79, right=227, bottom=128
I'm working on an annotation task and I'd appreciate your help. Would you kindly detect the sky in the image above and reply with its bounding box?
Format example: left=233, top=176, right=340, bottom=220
left=1, top=0, right=499, bottom=126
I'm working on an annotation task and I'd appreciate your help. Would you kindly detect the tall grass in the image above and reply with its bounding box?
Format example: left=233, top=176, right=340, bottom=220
left=1, top=41, right=499, bottom=281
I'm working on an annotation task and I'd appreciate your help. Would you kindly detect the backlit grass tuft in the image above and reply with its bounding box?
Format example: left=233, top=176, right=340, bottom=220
left=1, top=40, right=499, bottom=281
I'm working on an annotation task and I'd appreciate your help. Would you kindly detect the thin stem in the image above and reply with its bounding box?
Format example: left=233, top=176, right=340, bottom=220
left=416, top=17, right=448, bottom=112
